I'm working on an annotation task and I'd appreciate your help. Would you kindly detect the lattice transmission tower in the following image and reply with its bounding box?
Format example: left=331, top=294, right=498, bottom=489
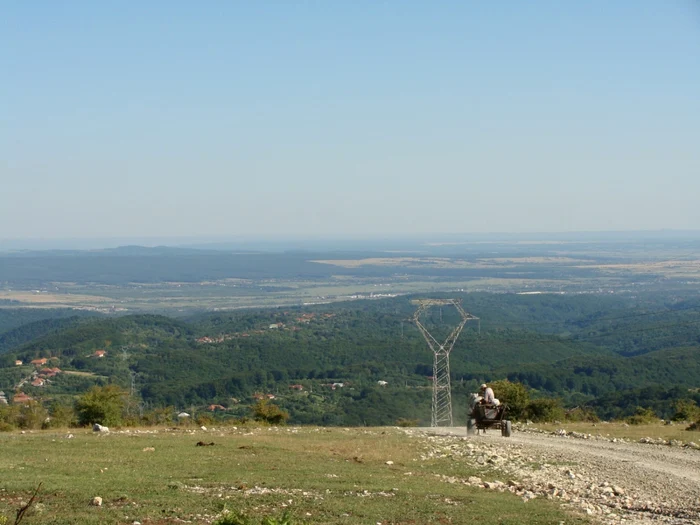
left=411, top=299, right=479, bottom=427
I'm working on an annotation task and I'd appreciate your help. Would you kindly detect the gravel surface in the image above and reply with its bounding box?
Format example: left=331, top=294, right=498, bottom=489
left=408, top=426, right=700, bottom=524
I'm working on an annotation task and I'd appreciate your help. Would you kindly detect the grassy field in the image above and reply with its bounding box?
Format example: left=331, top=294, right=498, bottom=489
left=0, top=426, right=590, bottom=525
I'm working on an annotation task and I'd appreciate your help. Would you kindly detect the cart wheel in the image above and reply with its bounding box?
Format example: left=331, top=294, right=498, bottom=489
left=501, top=420, right=512, bottom=438
left=467, top=418, right=476, bottom=435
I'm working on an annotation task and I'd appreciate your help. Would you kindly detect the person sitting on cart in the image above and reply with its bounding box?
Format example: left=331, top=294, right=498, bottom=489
left=479, top=384, right=500, bottom=406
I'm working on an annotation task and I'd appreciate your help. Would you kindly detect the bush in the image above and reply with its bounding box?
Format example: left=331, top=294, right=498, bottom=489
left=565, top=407, right=600, bottom=423
left=18, top=401, right=49, bottom=430
left=47, top=401, right=77, bottom=428
left=76, top=385, right=127, bottom=426
left=686, top=419, right=700, bottom=431
left=0, top=404, right=20, bottom=431
left=490, top=380, right=530, bottom=420
left=626, top=406, right=658, bottom=425
left=671, top=400, right=700, bottom=422
left=526, top=398, right=565, bottom=423
left=141, top=406, right=175, bottom=426
left=396, top=418, right=419, bottom=427
left=196, top=414, right=215, bottom=426
left=251, top=399, right=289, bottom=425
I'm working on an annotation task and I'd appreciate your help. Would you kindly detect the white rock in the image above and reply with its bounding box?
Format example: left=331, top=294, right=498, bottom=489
left=91, top=496, right=102, bottom=506
left=385, top=460, right=394, bottom=465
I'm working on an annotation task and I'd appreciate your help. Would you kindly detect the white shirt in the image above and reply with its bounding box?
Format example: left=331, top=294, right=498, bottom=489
left=483, top=387, right=495, bottom=404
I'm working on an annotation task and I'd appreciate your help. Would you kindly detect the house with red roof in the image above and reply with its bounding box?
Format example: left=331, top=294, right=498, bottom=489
left=12, top=392, right=32, bottom=404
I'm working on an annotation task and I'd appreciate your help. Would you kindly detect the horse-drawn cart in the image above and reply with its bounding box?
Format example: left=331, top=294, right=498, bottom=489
left=467, top=400, right=512, bottom=437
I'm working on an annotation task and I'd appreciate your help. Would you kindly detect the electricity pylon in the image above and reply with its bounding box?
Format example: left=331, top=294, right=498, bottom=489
left=411, top=299, right=479, bottom=427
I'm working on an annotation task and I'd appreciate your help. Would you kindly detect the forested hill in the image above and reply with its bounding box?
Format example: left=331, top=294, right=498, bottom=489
left=1, top=292, right=699, bottom=424
left=0, top=316, right=92, bottom=354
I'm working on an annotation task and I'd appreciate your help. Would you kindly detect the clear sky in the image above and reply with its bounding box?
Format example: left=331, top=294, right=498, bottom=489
left=2, top=1, right=700, bottom=240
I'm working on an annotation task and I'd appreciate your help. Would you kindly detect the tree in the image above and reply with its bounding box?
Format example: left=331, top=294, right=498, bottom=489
left=76, top=385, right=127, bottom=426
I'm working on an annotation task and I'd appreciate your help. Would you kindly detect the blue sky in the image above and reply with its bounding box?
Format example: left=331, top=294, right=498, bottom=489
left=2, top=1, right=699, bottom=240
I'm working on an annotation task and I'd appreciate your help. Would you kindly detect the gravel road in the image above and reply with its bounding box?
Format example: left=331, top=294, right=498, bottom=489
left=410, top=426, right=700, bottom=524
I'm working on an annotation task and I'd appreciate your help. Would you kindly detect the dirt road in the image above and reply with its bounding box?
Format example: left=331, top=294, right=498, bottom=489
left=413, top=427, right=700, bottom=524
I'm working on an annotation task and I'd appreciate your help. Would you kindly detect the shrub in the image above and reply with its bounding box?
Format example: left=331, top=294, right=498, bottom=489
left=47, top=401, right=77, bottom=428
left=196, top=414, right=215, bottom=426
left=23, top=401, right=50, bottom=429
left=565, top=406, right=600, bottom=423
left=141, top=406, right=175, bottom=426
left=251, top=399, right=289, bottom=425
left=0, top=404, right=20, bottom=431
left=671, top=400, right=700, bottom=422
left=626, top=406, right=658, bottom=425
left=76, top=385, right=127, bottom=426
left=489, top=380, right=530, bottom=420
left=396, top=418, right=419, bottom=427
left=526, top=398, right=565, bottom=423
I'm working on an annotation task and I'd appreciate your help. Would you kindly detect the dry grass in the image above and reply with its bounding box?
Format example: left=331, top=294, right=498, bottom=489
left=0, top=291, right=113, bottom=305
left=535, top=421, right=698, bottom=442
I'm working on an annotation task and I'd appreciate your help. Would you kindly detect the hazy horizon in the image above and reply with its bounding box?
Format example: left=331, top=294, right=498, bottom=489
left=3, top=229, right=700, bottom=252
left=3, top=2, right=699, bottom=239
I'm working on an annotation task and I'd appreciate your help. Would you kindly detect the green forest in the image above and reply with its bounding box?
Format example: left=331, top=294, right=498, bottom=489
left=1, top=291, right=700, bottom=427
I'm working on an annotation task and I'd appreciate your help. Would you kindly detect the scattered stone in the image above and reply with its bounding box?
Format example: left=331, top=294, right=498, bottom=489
left=142, top=447, right=155, bottom=452
left=92, top=424, right=109, bottom=433
left=385, top=461, right=394, bottom=465
left=406, top=426, right=700, bottom=524
left=91, top=496, right=102, bottom=506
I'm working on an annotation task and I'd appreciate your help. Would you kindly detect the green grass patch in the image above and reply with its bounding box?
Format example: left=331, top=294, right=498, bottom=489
left=0, top=426, right=591, bottom=524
